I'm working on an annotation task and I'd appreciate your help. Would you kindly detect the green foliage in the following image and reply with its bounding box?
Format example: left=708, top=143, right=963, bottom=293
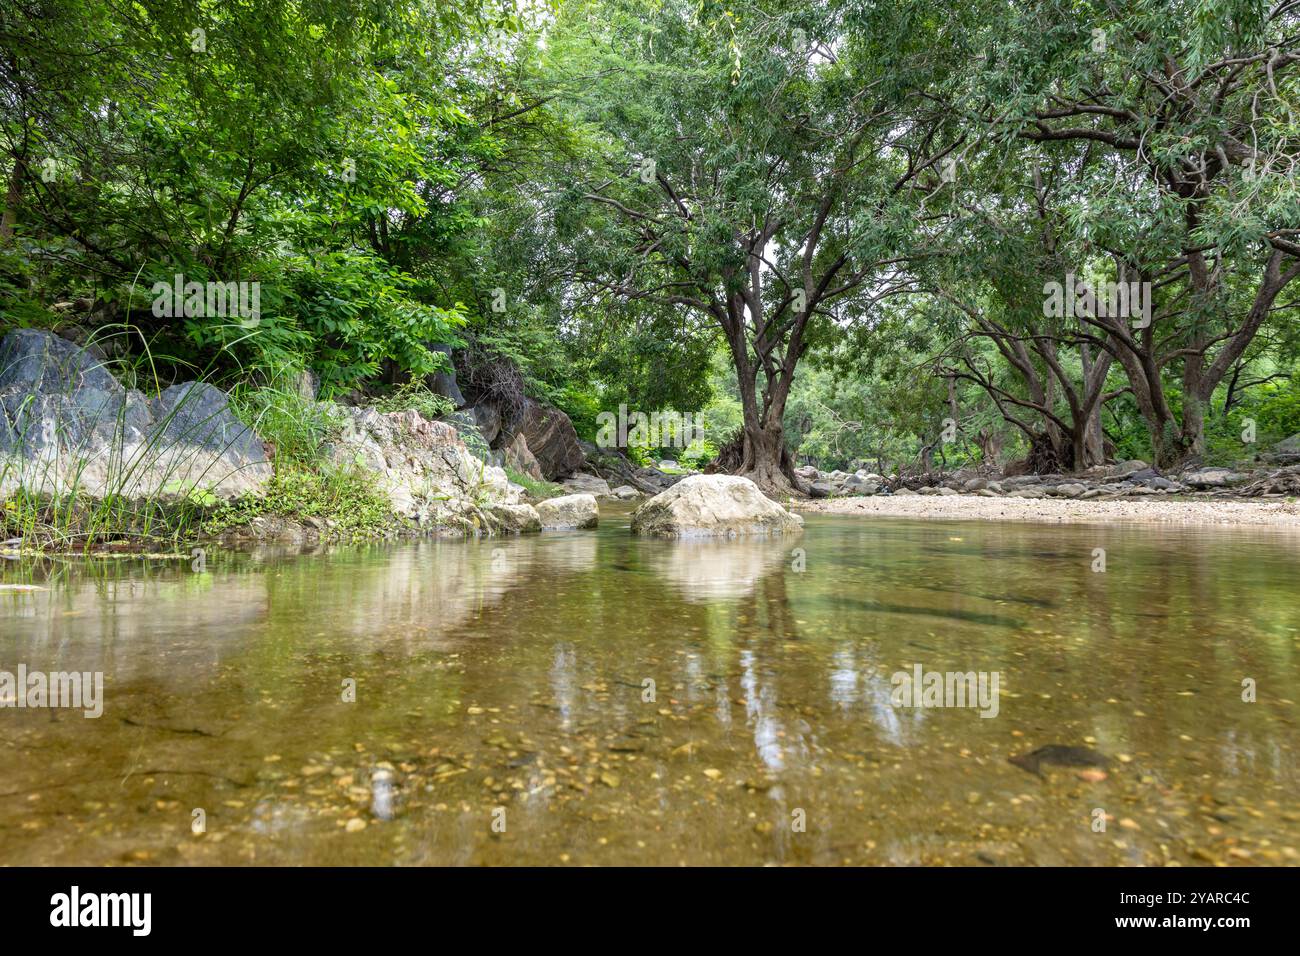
left=229, top=382, right=348, bottom=465
left=503, top=467, right=564, bottom=500
left=370, top=380, right=457, bottom=421
left=0, top=0, right=505, bottom=391
left=204, top=465, right=396, bottom=538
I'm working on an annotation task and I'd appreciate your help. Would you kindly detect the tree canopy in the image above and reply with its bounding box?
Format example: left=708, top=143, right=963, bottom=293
left=3, top=0, right=1298, bottom=480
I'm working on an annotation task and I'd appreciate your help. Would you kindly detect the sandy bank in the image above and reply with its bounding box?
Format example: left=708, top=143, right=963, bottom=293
left=793, top=494, right=1300, bottom=528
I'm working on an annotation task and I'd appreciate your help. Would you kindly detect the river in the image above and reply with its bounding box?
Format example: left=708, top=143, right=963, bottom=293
left=2, top=507, right=1297, bottom=865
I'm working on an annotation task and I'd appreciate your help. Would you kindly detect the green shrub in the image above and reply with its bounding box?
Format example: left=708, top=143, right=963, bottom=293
left=371, top=381, right=456, bottom=421
left=503, top=467, right=564, bottom=500
left=204, top=464, right=395, bottom=538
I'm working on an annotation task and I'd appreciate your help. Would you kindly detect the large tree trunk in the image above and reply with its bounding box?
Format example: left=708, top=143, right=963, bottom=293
left=1, top=159, right=23, bottom=242
left=720, top=303, right=804, bottom=497
left=737, top=420, right=800, bottom=496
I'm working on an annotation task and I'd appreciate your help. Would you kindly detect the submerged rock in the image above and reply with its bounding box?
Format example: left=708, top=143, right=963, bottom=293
left=1008, top=745, right=1110, bottom=778
left=536, top=493, right=598, bottom=530
left=630, top=474, right=803, bottom=538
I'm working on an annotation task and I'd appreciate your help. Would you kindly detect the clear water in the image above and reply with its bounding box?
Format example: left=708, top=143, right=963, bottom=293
left=2, top=507, right=1298, bottom=865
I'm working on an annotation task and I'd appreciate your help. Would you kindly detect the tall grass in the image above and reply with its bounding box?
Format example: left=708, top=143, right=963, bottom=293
left=0, top=325, right=271, bottom=553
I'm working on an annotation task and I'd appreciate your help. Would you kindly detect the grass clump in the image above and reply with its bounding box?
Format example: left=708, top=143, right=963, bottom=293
left=504, top=467, right=564, bottom=500
left=1, top=486, right=207, bottom=553
left=203, top=464, right=396, bottom=538
left=228, top=380, right=348, bottom=464
left=370, top=381, right=456, bottom=421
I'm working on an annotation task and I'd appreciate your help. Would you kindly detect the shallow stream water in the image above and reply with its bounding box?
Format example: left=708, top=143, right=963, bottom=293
left=2, top=507, right=1297, bottom=865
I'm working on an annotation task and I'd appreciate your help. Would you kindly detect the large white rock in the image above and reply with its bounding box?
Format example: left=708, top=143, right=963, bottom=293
left=536, top=493, right=598, bottom=530
left=630, top=474, right=803, bottom=538
left=325, top=406, right=535, bottom=536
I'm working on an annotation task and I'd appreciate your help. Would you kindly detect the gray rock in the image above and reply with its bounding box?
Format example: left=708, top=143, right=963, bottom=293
left=1047, top=482, right=1087, bottom=497
left=470, top=403, right=502, bottom=445
left=630, top=474, right=802, bottom=538
left=807, top=480, right=837, bottom=498
left=840, top=473, right=879, bottom=494
left=0, top=329, right=269, bottom=500
left=1113, top=459, right=1150, bottom=477
left=611, top=485, right=640, bottom=500
left=1271, top=434, right=1300, bottom=457
left=0, top=327, right=119, bottom=394
left=536, top=493, right=598, bottom=530
left=424, top=342, right=465, bottom=407
left=562, top=472, right=613, bottom=497
left=1008, top=488, right=1046, bottom=499
left=1182, top=467, right=1245, bottom=488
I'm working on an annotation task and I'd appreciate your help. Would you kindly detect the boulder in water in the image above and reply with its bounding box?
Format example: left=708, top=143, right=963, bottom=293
left=536, top=493, right=598, bottom=530
left=630, top=474, right=803, bottom=538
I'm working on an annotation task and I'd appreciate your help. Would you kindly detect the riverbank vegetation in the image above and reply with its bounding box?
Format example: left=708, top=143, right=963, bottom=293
left=2, top=0, right=1298, bottom=505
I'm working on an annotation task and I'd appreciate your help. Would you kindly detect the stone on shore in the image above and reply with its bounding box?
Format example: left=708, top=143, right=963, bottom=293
left=630, top=474, right=803, bottom=538
left=0, top=328, right=270, bottom=500
left=562, top=472, right=613, bottom=497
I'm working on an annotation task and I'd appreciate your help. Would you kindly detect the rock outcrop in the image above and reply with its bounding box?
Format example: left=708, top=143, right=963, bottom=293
left=630, top=474, right=803, bottom=538
left=536, top=493, right=599, bottom=530
left=502, top=399, right=585, bottom=480
left=503, top=432, right=544, bottom=481
left=325, top=405, right=535, bottom=535
left=0, top=328, right=270, bottom=500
